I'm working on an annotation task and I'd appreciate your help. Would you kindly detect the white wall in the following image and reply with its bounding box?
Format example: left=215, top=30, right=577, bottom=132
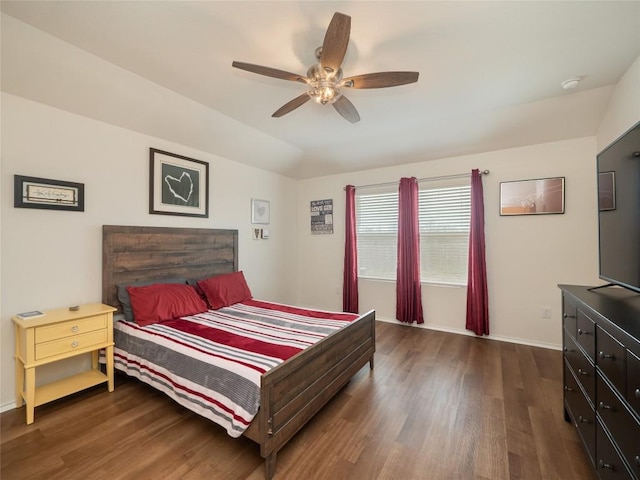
left=0, top=93, right=298, bottom=410
left=597, top=55, right=640, bottom=150
left=295, top=137, right=601, bottom=349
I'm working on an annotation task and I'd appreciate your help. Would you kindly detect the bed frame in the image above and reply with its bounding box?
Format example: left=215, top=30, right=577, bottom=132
left=102, top=225, right=375, bottom=479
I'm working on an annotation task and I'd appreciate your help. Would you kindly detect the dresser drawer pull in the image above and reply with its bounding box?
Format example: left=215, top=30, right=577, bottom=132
left=563, top=313, right=576, bottom=319
left=578, top=415, right=590, bottom=423
left=577, top=328, right=591, bottom=336
left=564, top=385, right=573, bottom=392
left=577, top=368, right=589, bottom=376
left=71, top=341, right=79, bottom=348
left=71, top=325, right=79, bottom=333
left=598, top=402, right=614, bottom=411
left=635, top=456, right=640, bottom=467
left=598, top=351, right=615, bottom=360
left=635, top=389, right=640, bottom=399
left=598, top=460, right=615, bottom=470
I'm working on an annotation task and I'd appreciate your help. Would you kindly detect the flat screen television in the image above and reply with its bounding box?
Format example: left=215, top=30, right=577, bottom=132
left=596, top=120, right=640, bottom=293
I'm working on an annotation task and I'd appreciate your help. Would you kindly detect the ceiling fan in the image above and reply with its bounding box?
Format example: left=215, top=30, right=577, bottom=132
left=232, top=12, right=419, bottom=123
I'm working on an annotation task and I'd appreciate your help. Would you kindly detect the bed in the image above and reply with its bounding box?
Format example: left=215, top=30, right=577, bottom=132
left=102, top=225, right=376, bottom=479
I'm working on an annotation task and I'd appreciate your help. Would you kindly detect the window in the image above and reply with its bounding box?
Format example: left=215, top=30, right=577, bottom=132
left=356, top=189, right=398, bottom=280
left=419, top=184, right=471, bottom=285
left=356, top=181, right=471, bottom=285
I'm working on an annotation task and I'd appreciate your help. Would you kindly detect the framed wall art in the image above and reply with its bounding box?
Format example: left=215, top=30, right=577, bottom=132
left=14, top=175, right=85, bottom=212
left=499, top=177, right=565, bottom=216
left=251, top=199, right=270, bottom=224
left=149, top=148, right=209, bottom=218
left=310, top=199, right=333, bottom=234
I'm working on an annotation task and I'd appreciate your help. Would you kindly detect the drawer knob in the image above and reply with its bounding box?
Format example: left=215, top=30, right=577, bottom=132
left=598, top=402, right=613, bottom=411
left=577, top=328, right=583, bottom=335
left=578, top=415, right=590, bottom=423
left=563, top=313, right=576, bottom=319
left=577, top=368, right=588, bottom=376
left=635, top=389, right=640, bottom=399
left=71, top=341, right=79, bottom=348
left=598, top=460, right=615, bottom=470
left=564, top=385, right=573, bottom=392
left=71, top=325, right=79, bottom=333
left=598, top=351, right=615, bottom=360
left=635, top=456, right=640, bottom=467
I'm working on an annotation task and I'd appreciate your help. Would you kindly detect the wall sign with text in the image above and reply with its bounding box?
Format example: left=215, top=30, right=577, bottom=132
left=310, top=199, right=333, bottom=234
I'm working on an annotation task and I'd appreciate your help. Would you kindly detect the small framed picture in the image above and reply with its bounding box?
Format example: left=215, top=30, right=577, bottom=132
left=14, top=175, right=84, bottom=212
left=251, top=199, right=270, bottom=224
left=149, top=148, right=209, bottom=218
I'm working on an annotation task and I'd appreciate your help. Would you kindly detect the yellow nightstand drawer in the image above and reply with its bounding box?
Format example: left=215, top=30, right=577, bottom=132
left=35, top=314, right=107, bottom=343
left=35, top=329, right=108, bottom=360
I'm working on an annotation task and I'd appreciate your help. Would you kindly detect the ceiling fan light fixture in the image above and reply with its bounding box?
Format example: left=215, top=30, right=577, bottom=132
left=306, top=63, right=343, bottom=105
left=308, top=84, right=342, bottom=105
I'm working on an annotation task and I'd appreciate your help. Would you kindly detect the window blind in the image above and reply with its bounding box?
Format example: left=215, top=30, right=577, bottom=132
left=355, top=182, right=471, bottom=285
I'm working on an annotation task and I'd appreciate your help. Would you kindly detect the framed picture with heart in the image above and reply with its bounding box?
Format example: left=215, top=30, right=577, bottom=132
left=149, top=148, right=209, bottom=218
left=251, top=198, right=270, bottom=224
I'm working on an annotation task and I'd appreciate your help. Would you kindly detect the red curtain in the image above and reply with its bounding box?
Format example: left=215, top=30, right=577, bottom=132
left=343, top=185, right=359, bottom=313
left=466, top=169, right=489, bottom=335
left=396, top=177, right=424, bottom=324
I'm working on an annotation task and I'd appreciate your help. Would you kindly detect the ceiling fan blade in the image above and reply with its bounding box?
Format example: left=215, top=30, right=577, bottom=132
left=320, top=12, right=351, bottom=73
left=272, top=94, right=311, bottom=118
left=342, top=71, right=419, bottom=89
left=333, top=96, right=360, bottom=123
left=232, top=61, right=308, bottom=83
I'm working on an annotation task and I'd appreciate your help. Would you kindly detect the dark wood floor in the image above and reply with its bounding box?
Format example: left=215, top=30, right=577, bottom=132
left=2, top=322, right=596, bottom=480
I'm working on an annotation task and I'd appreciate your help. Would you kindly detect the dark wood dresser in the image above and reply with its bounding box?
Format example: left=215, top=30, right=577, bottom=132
left=560, top=285, right=640, bottom=479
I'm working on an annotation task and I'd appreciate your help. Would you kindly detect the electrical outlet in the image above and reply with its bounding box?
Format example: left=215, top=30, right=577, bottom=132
left=542, top=307, right=552, bottom=319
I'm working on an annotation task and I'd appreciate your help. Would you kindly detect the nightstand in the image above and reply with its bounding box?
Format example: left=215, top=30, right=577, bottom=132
left=12, top=303, right=117, bottom=424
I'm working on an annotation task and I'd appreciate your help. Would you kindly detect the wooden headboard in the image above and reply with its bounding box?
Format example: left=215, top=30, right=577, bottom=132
left=102, top=225, right=238, bottom=311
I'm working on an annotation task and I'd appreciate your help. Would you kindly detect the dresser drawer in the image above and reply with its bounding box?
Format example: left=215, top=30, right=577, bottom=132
left=597, top=372, right=640, bottom=479
left=565, top=362, right=596, bottom=464
left=628, top=350, right=640, bottom=418
left=565, top=334, right=596, bottom=403
left=596, top=418, right=634, bottom=480
left=597, top=325, right=627, bottom=394
left=563, top=298, right=578, bottom=337
left=35, top=329, right=108, bottom=360
left=576, top=309, right=596, bottom=361
left=35, top=314, right=107, bottom=343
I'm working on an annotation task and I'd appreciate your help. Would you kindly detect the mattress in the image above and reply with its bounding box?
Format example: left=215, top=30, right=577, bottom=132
left=113, top=299, right=358, bottom=437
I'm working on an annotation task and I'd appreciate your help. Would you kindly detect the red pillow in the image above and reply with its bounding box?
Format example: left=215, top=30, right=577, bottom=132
left=197, top=271, right=252, bottom=309
left=127, top=283, right=208, bottom=326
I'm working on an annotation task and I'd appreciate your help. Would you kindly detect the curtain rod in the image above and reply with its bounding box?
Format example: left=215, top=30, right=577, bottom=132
left=347, top=170, right=490, bottom=191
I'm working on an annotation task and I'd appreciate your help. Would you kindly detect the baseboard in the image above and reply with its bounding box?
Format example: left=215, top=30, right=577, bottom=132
left=1, top=400, right=17, bottom=413
left=375, top=316, right=562, bottom=351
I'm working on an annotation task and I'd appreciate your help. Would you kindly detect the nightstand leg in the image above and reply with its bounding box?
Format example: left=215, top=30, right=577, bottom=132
left=14, top=356, right=24, bottom=407
left=25, top=367, right=35, bottom=425
left=91, top=350, right=99, bottom=370
left=106, top=345, right=114, bottom=392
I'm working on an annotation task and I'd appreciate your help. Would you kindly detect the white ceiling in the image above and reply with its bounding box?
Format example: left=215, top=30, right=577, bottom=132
left=2, top=1, right=639, bottom=179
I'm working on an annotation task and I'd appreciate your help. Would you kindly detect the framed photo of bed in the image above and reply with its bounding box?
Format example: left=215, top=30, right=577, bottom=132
left=499, top=177, right=565, bottom=216
left=149, top=148, right=209, bottom=218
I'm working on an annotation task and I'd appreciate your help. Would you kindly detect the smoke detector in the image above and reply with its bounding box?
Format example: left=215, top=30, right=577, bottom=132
left=561, top=77, right=581, bottom=90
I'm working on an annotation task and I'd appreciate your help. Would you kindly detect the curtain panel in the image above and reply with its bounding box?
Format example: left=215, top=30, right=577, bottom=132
left=465, top=169, right=489, bottom=335
left=396, top=177, right=424, bottom=324
left=343, top=185, right=359, bottom=313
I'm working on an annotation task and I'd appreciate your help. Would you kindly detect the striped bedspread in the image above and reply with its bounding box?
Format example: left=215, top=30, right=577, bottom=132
left=113, top=299, right=358, bottom=438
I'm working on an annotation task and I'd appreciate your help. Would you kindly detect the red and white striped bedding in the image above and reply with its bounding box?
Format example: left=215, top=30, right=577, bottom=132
left=113, top=299, right=358, bottom=437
